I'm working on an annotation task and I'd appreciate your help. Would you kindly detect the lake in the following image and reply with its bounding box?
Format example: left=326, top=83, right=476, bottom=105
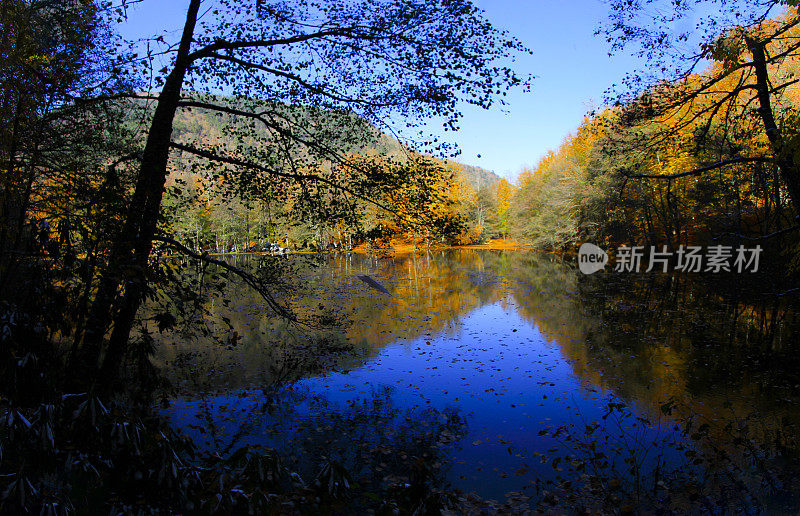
left=155, top=249, right=800, bottom=510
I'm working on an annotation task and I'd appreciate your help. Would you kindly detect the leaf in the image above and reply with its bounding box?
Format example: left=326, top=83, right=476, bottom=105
left=152, top=312, right=177, bottom=333
left=16, top=411, right=31, bottom=429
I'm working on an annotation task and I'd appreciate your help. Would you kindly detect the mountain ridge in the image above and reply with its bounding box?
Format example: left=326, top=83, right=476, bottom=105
left=162, top=95, right=501, bottom=193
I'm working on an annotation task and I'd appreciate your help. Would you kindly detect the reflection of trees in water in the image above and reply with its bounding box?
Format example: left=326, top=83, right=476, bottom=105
left=336, top=250, right=506, bottom=347
left=162, top=251, right=798, bottom=387
left=175, top=385, right=468, bottom=511
left=494, top=251, right=800, bottom=409
left=511, top=264, right=800, bottom=457
left=152, top=254, right=373, bottom=391
left=156, top=250, right=800, bottom=508
left=161, top=321, right=373, bottom=392
left=156, top=250, right=515, bottom=391
left=158, top=251, right=800, bottom=450
left=575, top=273, right=800, bottom=406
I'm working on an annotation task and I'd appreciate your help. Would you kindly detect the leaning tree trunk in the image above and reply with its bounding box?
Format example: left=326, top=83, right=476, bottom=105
left=70, top=0, right=201, bottom=388
left=747, top=36, right=800, bottom=216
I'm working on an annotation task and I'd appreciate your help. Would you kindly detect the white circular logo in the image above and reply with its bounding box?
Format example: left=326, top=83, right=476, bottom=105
left=578, top=243, right=608, bottom=275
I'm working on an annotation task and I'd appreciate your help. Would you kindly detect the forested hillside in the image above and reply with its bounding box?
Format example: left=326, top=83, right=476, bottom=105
left=503, top=9, right=800, bottom=267
left=160, top=97, right=503, bottom=251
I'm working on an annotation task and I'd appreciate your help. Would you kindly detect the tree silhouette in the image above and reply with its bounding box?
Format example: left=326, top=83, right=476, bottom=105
left=71, top=0, right=530, bottom=387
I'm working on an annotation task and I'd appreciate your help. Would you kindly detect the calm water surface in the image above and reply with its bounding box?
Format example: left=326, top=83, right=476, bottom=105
left=156, top=250, right=800, bottom=503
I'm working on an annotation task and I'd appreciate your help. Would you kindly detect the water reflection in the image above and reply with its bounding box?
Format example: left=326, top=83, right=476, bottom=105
left=158, top=250, right=800, bottom=504
left=171, top=384, right=468, bottom=510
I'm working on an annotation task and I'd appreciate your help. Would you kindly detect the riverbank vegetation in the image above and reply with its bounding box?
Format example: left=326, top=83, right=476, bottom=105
left=156, top=4, right=800, bottom=262
left=2, top=0, right=800, bottom=513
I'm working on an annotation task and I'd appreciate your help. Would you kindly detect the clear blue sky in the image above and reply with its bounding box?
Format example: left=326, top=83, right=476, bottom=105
left=118, top=0, right=646, bottom=181
left=455, top=0, right=646, bottom=180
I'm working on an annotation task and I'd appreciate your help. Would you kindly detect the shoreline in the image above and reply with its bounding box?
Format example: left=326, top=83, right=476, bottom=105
left=165, top=239, right=538, bottom=257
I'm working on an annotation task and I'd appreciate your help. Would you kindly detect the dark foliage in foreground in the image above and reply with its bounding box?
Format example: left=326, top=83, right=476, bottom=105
left=0, top=390, right=467, bottom=514
left=3, top=373, right=799, bottom=514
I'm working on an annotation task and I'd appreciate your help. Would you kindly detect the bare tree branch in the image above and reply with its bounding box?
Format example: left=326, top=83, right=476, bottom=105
left=188, top=28, right=355, bottom=61
left=152, top=234, right=295, bottom=320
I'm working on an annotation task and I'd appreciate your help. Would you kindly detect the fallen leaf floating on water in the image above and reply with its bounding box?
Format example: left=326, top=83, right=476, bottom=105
left=357, top=275, right=391, bottom=295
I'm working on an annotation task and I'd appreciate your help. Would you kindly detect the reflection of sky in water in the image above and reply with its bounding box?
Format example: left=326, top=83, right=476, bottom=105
left=168, top=295, right=681, bottom=500
left=303, top=300, right=608, bottom=496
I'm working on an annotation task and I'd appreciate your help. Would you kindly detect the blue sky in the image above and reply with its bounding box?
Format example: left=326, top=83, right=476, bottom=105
left=452, top=0, right=646, bottom=179
left=118, top=0, right=646, bottom=181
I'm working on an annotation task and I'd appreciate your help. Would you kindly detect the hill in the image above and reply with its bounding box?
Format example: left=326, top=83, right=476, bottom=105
left=457, top=163, right=501, bottom=191
left=163, top=95, right=499, bottom=193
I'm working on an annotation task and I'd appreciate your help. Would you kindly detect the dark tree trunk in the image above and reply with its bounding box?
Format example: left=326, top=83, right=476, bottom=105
left=747, top=36, right=800, bottom=215
left=70, top=0, right=201, bottom=388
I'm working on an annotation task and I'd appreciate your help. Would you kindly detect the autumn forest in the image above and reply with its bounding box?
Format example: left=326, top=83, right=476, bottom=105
left=2, top=0, right=800, bottom=514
